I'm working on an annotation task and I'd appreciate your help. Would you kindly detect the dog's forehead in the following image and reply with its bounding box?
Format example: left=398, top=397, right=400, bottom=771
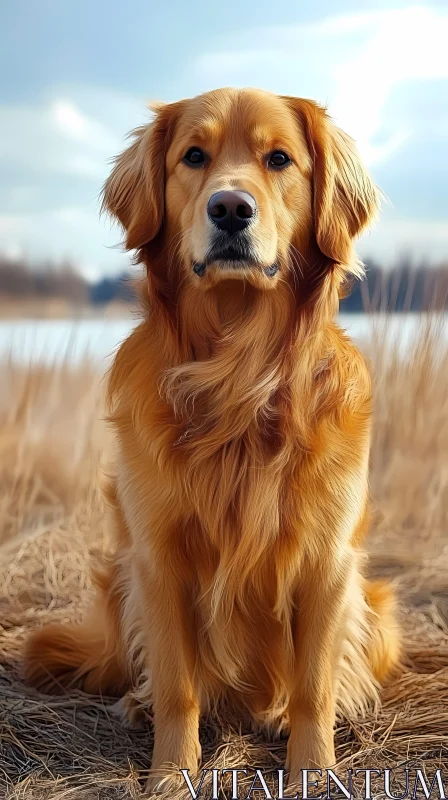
left=172, top=89, right=307, bottom=154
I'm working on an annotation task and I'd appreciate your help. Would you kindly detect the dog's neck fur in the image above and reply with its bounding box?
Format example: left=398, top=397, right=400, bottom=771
left=152, top=253, right=341, bottom=444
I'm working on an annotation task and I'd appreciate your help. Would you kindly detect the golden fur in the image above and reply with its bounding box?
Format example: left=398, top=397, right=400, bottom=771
left=24, top=88, right=400, bottom=792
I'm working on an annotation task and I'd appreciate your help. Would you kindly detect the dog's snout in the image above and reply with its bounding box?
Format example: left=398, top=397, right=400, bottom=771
left=207, top=190, right=257, bottom=233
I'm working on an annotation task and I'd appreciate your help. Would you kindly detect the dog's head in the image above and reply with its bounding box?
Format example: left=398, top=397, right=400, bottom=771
left=103, top=88, right=378, bottom=293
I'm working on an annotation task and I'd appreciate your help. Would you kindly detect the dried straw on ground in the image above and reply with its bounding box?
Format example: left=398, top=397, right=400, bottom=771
left=0, top=315, right=447, bottom=799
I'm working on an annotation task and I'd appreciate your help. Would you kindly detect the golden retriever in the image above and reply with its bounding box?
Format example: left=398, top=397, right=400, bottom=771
left=24, top=88, right=400, bottom=793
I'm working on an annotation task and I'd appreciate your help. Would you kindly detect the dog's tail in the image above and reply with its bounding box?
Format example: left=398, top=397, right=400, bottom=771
left=23, top=613, right=128, bottom=695
left=24, top=481, right=133, bottom=696
left=23, top=559, right=130, bottom=696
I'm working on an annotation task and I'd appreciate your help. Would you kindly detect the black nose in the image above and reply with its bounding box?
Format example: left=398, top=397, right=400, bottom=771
left=207, top=190, right=257, bottom=233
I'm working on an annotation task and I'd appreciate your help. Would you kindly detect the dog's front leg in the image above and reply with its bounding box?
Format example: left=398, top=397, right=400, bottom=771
left=286, top=554, right=352, bottom=785
left=139, top=560, right=201, bottom=794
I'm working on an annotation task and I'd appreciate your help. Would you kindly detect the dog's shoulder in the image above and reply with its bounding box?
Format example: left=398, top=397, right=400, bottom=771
left=313, top=323, right=372, bottom=428
left=107, top=320, right=156, bottom=403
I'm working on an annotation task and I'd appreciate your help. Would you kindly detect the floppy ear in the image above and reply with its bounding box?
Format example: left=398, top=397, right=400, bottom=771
left=286, top=98, right=379, bottom=272
left=101, top=101, right=181, bottom=251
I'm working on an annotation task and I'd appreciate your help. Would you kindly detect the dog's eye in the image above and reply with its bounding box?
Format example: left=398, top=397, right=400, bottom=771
left=268, top=151, right=291, bottom=169
left=183, top=147, right=206, bottom=167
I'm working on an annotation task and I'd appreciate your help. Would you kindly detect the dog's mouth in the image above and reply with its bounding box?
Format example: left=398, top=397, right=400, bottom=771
left=207, top=233, right=254, bottom=266
left=193, top=235, right=279, bottom=279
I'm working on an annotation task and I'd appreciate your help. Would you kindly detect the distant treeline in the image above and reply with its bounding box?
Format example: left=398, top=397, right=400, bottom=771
left=0, top=255, right=136, bottom=306
left=0, top=254, right=447, bottom=312
left=341, top=258, right=448, bottom=312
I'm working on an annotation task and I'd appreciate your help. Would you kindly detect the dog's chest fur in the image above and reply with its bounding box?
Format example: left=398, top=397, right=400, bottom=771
left=112, top=306, right=312, bottom=715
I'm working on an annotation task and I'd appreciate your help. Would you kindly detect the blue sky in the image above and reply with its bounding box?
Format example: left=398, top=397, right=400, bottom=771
left=0, top=0, right=447, bottom=278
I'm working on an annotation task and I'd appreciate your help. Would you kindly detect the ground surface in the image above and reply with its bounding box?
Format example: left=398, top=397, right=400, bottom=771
left=0, top=316, right=447, bottom=799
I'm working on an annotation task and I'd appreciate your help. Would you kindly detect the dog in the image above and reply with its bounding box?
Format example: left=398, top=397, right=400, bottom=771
left=24, top=88, right=400, bottom=793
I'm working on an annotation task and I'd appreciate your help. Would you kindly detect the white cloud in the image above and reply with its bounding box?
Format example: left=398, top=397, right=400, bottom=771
left=0, top=101, right=114, bottom=178
left=51, top=99, right=118, bottom=154
left=0, top=206, right=128, bottom=274
left=52, top=100, right=92, bottom=141
left=329, top=6, right=448, bottom=164
left=0, top=87, right=145, bottom=181
left=192, top=5, right=448, bottom=166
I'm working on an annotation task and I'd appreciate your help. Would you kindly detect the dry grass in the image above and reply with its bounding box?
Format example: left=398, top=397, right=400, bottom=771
left=0, top=315, right=447, bottom=799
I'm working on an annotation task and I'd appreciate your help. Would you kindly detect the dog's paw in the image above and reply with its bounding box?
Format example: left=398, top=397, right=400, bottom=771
left=146, top=735, right=202, bottom=797
left=145, top=771, right=185, bottom=796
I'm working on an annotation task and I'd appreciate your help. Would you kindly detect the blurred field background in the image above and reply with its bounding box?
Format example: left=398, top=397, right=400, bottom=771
left=0, top=295, right=447, bottom=798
